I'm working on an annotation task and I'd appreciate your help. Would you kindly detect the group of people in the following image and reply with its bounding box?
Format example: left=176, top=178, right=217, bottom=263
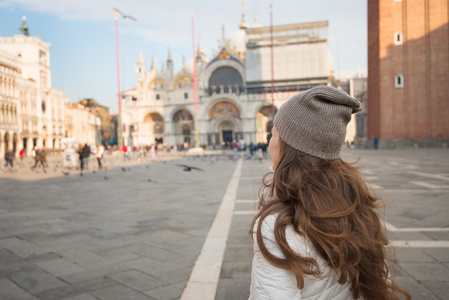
left=77, top=143, right=105, bottom=170
left=2, top=147, right=47, bottom=170
left=32, top=147, right=47, bottom=169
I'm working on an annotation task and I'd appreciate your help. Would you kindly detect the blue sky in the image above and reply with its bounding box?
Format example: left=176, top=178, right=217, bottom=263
left=0, top=0, right=367, bottom=113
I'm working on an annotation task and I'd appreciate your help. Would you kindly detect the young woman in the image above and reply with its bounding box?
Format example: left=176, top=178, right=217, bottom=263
left=249, top=86, right=410, bottom=300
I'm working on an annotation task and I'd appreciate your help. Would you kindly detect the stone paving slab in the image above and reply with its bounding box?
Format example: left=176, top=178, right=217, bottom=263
left=143, top=282, right=185, bottom=300
left=0, top=277, right=39, bottom=300
left=90, top=284, right=153, bottom=300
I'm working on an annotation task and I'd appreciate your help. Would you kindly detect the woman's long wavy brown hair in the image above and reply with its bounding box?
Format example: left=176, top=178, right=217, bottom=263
left=250, top=138, right=410, bottom=300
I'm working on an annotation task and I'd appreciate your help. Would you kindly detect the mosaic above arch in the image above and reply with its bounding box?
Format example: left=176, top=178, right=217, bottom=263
left=174, top=76, right=193, bottom=89
left=148, top=79, right=166, bottom=91
left=209, top=102, right=240, bottom=119
left=173, top=109, right=193, bottom=121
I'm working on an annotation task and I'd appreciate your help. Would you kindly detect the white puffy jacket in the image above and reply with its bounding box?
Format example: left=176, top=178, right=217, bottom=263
left=249, top=215, right=353, bottom=300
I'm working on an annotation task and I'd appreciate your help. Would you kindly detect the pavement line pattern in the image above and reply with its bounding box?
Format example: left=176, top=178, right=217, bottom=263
left=390, top=240, right=449, bottom=248
left=411, top=181, right=449, bottom=189
left=409, top=171, right=449, bottom=181
left=234, top=210, right=257, bottom=215
left=384, top=221, right=449, bottom=232
left=180, top=159, right=243, bottom=300
left=236, top=199, right=258, bottom=203
left=370, top=183, right=384, bottom=190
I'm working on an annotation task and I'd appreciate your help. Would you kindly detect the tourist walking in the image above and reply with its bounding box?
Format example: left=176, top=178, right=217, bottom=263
left=32, top=148, right=46, bottom=169
left=249, top=86, right=410, bottom=300
left=81, top=143, right=90, bottom=170
left=19, top=148, right=25, bottom=161
left=96, top=143, right=105, bottom=169
left=4, top=149, right=14, bottom=168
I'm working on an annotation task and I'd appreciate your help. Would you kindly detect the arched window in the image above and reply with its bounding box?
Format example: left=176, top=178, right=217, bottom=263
left=208, top=67, right=243, bottom=95
left=395, top=74, right=404, bottom=88
left=42, top=100, right=46, bottom=112
left=394, top=31, right=403, bottom=45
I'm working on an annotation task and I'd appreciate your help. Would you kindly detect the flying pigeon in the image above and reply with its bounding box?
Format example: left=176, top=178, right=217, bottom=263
left=177, top=164, right=205, bottom=172
left=147, top=178, right=157, bottom=183
left=122, top=167, right=126, bottom=172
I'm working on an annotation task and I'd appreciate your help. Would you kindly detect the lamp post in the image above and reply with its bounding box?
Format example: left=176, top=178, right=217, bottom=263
left=270, top=3, right=275, bottom=122
left=191, top=9, right=199, bottom=148
left=113, top=8, right=136, bottom=148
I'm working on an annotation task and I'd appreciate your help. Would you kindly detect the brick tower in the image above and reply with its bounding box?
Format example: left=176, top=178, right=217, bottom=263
left=368, top=0, right=449, bottom=148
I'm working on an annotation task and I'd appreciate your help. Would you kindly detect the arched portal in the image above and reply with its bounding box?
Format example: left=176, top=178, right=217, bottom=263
left=173, top=109, right=193, bottom=144
left=143, top=112, right=164, bottom=143
left=208, top=100, right=242, bottom=146
left=256, top=106, right=278, bottom=143
left=218, top=120, right=235, bottom=144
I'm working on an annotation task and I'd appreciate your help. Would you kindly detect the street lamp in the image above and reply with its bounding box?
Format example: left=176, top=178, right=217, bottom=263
left=113, top=8, right=136, bottom=148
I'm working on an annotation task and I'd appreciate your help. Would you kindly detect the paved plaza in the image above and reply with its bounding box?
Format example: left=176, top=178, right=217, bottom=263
left=0, top=148, right=448, bottom=299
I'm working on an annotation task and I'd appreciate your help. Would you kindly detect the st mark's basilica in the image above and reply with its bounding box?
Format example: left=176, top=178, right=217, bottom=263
left=121, top=15, right=331, bottom=147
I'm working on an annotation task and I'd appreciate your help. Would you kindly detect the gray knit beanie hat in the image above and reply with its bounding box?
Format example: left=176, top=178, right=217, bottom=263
left=273, top=86, right=362, bottom=160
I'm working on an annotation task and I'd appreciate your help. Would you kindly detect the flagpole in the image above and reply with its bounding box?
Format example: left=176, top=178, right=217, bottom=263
left=192, top=8, right=199, bottom=148
left=114, top=10, right=123, bottom=147
left=270, top=3, right=275, bottom=120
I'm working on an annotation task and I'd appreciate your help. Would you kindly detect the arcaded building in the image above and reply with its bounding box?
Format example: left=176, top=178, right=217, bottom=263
left=0, top=34, right=67, bottom=156
left=368, top=0, right=449, bottom=148
left=121, top=18, right=332, bottom=147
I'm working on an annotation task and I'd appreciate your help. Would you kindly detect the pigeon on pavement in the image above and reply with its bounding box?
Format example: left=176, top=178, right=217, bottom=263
left=177, top=164, right=205, bottom=172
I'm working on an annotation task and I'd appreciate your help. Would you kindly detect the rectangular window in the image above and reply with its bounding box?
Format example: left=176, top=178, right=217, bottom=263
left=156, top=94, right=160, bottom=100
left=395, top=74, right=404, bottom=88
left=184, top=93, right=188, bottom=99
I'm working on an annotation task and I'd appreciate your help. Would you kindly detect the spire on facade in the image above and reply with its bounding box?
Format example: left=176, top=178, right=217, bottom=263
left=252, top=4, right=261, bottom=28
left=239, top=0, right=248, bottom=29
left=19, top=16, right=29, bottom=36
left=137, top=51, right=144, bottom=65
left=151, top=56, right=156, bottom=70
left=197, top=40, right=205, bottom=59
left=136, top=51, right=146, bottom=82
left=166, top=49, right=173, bottom=79
left=167, top=48, right=172, bottom=63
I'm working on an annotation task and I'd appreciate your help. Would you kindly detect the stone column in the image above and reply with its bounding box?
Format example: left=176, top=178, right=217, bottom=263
left=27, top=138, right=33, bottom=155
left=17, top=134, right=23, bottom=152
left=0, top=130, right=4, bottom=159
